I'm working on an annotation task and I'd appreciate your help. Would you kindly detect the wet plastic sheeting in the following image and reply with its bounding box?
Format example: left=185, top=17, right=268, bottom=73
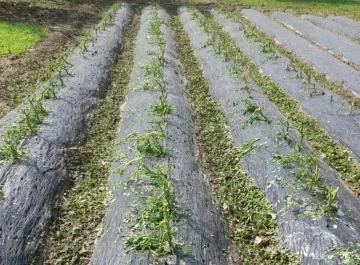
left=0, top=4, right=132, bottom=265
left=180, top=7, right=360, bottom=264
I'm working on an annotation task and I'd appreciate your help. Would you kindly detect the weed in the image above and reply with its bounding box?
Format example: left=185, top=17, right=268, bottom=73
left=42, top=14, right=140, bottom=264
left=206, top=9, right=360, bottom=194
left=171, top=13, right=298, bottom=264
left=273, top=149, right=338, bottom=214
left=328, top=243, right=360, bottom=264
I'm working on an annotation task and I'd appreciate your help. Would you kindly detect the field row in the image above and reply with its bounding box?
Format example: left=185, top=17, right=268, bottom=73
left=1, top=3, right=360, bottom=265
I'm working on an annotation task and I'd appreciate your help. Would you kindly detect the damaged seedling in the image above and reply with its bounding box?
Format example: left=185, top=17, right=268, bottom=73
left=242, top=97, right=271, bottom=128
left=119, top=147, right=179, bottom=256
left=124, top=165, right=180, bottom=257
left=304, top=83, right=325, bottom=98
left=273, top=149, right=338, bottom=214
left=236, top=138, right=262, bottom=159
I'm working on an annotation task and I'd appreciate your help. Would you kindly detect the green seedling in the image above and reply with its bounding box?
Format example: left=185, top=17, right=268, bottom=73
left=0, top=126, right=25, bottom=162
left=243, top=107, right=271, bottom=128
left=304, top=83, right=325, bottom=98
left=135, top=132, right=165, bottom=158
left=150, top=100, right=172, bottom=118
left=278, top=119, right=292, bottom=145
left=286, top=62, right=295, bottom=71
left=18, top=97, right=48, bottom=136
left=42, top=80, right=57, bottom=99
left=323, top=187, right=339, bottom=213
left=349, top=101, right=356, bottom=116
left=243, top=97, right=256, bottom=114
left=260, top=41, right=272, bottom=54
left=299, top=123, right=305, bottom=145
left=336, top=103, right=347, bottom=115
left=239, top=82, right=251, bottom=96
left=273, top=147, right=338, bottom=215
left=309, top=165, right=320, bottom=191
left=22, top=108, right=37, bottom=134
left=0, top=186, right=3, bottom=202
left=244, top=27, right=255, bottom=39
left=143, top=57, right=164, bottom=77
left=29, top=98, right=48, bottom=124
left=121, top=156, right=179, bottom=256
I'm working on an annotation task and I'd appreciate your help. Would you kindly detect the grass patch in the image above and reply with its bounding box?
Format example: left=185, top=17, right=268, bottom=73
left=0, top=22, right=47, bottom=56
left=217, top=0, right=360, bottom=20
left=42, top=13, right=140, bottom=265
left=170, top=13, right=298, bottom=265
left=204, top=9, right=360, bottom=195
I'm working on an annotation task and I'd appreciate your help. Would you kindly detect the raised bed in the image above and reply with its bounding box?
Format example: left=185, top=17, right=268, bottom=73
left=180, top=7, right=360, bottom=264
left=240, top=9, right=360, bottom=98
left=211, top=10, right=360, bottom=163
left=271, top=11, right=360, bottom=68
left=302, top=14, right=360, bottom=41
left=0, top=4, right=132, bottom=264
left=328, top=15, right=360, bottom=31
left=90, top=6, right=227, bottom=264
